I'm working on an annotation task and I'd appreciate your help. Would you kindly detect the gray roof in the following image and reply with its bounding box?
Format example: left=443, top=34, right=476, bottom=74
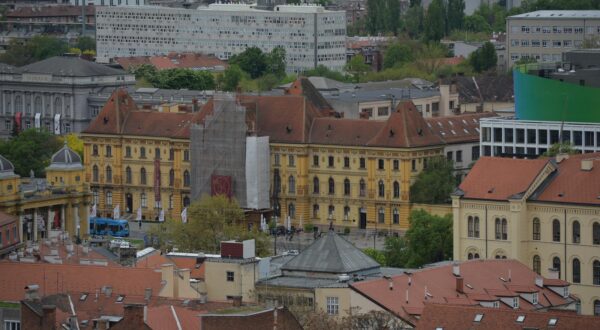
left=0, top=154, right=16, bottom=178
left=257, top=275, right=347, bottom=289
left=280, top=231, right=380, bottom=274
left=509, top=10, right=600, bottom=19
left=18, top=56, right=126, bottom=77
left=0, top=63, right=16, bottom=73
left=47, top=143, right=83, bottom=170
left=325, top=86, right=440, bottom=104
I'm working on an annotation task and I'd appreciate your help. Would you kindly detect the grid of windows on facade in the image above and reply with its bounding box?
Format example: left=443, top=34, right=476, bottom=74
left=467, top=216, right=480, bottom=238
left=495, top=218, right=507, bottom=240
left=326, top=296, right=339, bottom=315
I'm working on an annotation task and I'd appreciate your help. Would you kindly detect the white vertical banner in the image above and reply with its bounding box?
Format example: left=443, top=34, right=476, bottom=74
left=53, top=113, right=61, bottom=135
left=90, top=204, right=97, bottom=218
left=136, top=207, right=142, bottom=221
left=34, top=113, right=41, bottom=128
left=181, top=207, right=187, bottom=224
left=159, top=209, right=165, bottom=222
left=113, top=204, right=120, bottom=219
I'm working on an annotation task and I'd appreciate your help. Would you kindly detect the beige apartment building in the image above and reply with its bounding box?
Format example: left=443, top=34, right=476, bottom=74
left=453, top=154, right=600, bottom=315
left=506, top=10, right=600, bottom=69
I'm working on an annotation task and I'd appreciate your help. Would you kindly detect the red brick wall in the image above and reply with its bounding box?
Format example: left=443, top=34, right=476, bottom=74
left=0, top=222, right=19, bottom=248
left=220, top=242, right=243, bottom=259
left=20, top=303, right=55, bottom=330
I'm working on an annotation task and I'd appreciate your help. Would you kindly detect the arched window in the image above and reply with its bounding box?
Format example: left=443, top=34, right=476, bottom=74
left=288, top=175, right=295, bottom=194
left=183, top=170, right=190, bottom=187
left=141, top=193, right=147, bottom=208
left=54, top=97, right=62, bottom=115
left=378, top=180, right=384, bottom=198
left=34, top=96, right=42, bottom=114
left=343, top=178, right=350, bottom=196
left=312, top=204, right=319, bottom=218
left=594, top=260, right=600, bottom=285
left=468, top=253, right=473, bottom=260
left=140, top=147, right=146, bottom=158
left=92, top=165, right=99, bottom=182
left=313, top=177, right=320, bottom=194
left=288, top=203, right=296, bottom=219
left=155, top=147, right=161, bottom=160
left=183, top=196, right=190, bottom=207
left=468, top=216, right=474, bottom=237
left=573, top=258, right=581, bottom=283
left=495, top=218, right=501, bottom=240
left=106, top=191, right=113, bottom=206
left=553, top=256, right=561, bottom=279
left=140, top=168, right=147, bottom=185
left=502, top=218, right=507, bottom=240
left=595, top=300, right=600, bottom=316
left=594, top=222, right=600, bottom=245
left=532, top=218, right=540, bottom=240
left=328, top=205, right=335, bottom=219
left=106, top=145, right=112, bottom=157
left=533, top=255, right=541, bottom=275
left=553, top=219, right=561, bottom=242
left=573, top=220, right=580, bottom=243
left=359, top=179, right=366, bottom=197
left=125, top=166, right=132, bottom=184
left=92, top=145, right=98, bottom=156
left=393, top=208, right=399, bottom=224
left=106, top=166, right=112, bottom=183
left=378, top=207, right=384, bottom=223
left=328, top=177, right=335, bottom=194
left=14, top=95, right=22, bottom=114
left=474, top=217, right=480, bottom=238
left=393, top=181, right=400, bottom=198
left=474, top=253, right=480, bottom=259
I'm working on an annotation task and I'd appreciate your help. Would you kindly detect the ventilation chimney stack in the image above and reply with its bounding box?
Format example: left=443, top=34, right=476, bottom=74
left=581, top=159, right=594, bottom=171
left=456, top=276, right=464, bottom=294
left=452, top=263, right=460, bottom=277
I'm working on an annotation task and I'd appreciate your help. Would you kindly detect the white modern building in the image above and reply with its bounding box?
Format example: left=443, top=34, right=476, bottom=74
left=506, top=10, right=600, bottom=69
left=95, top=3, right=347, bottom=73
left=480, top=116, right=600, bottom=157
left=70, top=0, right=146, bottom=5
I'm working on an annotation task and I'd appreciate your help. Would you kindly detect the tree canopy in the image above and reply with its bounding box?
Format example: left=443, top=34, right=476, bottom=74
left=424, top=0, right=446, bottom=42
left=410, top=157, right=455, bottom=204
left=383, top=42, right=415, bottom=69
left=148, top=195, right=271, bottom=256
left=366, top=0, right=402, bottom=36
left=0, top=36, right=69, bottom=66
left=345, top=54, right=371, bottom=82
left=131, top=66, right=215, bottom=90
left=0, top=129, right=63, bottom=177
left=469, top=41, right=498, bottom=73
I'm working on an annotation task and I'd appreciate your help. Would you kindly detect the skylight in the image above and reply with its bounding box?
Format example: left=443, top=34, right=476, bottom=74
left=79, top=293, right=88, bottom=301
left=116, top=295, right=125, bottom=303
left=548, top=318, right=558, bottom=326
left=516, top=315, right=525, bottom=323
left=474, top=314, right=484, bottom=322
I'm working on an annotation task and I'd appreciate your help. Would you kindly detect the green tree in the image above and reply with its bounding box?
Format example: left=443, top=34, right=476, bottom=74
left=424, top=0, right=446, bottom=42
left=76, top=36, right=96, bottom=52
left=0, top=129, right=62, bottom=177
left=149, top=195, right=271, bottom=256
left=469, top=41, right=497, bottom=73
left=542, top=142, right=579, bottom=157
left=229, top=47, right=267, bottom=79
left=0, top=36, right=69, bottom=66
left=363, top=248, right=386, bottom=265
left=304, top=65, right=349, bottom=82
left=256, top=73, right=281, bottom=92
left=409, top=157, right=455, bottom=204
left=265, top=46, right=286, bottom=78
left=385, top=0, right=401, bottom=35
left=366, top=0, right=385, bottom=35
left=403, top=6, right=425, bottom=38
left=447, top=0, right=465, bottom=31
left=220, top=65, right=244, bottom=91
left=383, top=42, right=415, bottom=69
left=152, top=68, right=215, bottom=90
left=463, top=14, right=492, bottom=33
left=345, top=54, right=371, bottom=82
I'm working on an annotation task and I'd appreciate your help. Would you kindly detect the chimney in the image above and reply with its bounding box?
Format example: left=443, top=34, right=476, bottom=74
left=389, top=281, right=393, bottom=291
left=455, top=276, right=464, bottom=294
left=144, top=288, right=152, bottom=301
left=192, top=98, right=198, bottom=112
left=103, top=286, right=112, bottom=297
left=123, top=304, right=146, bottom=327
left=581, top=159, right=594, bottom=171
left=535, top=276, right=544, bottom=288
left=24, top=284, right=40, bottom=301
left=555, top=153, right=570, bottom=163
left=452, top=263, right=460, bottom=277
left=42, top=305, right=56, bottom=327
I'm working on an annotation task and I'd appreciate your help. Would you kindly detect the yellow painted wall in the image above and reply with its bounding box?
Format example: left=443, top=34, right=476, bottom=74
left=204, top=259, right=259, bottom=303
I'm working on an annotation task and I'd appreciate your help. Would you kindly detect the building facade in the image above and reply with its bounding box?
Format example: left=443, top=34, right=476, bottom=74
left=69, top=0, right=146, bottom=5
left=506, top=10, right=600, bottom=69
left=95, top=3, right=347, bottom=73
left=453, top=154, right=600, bottom=315
left=0, top=56, right=135, bottom=138
left=81, top=89, right=198, bottom=221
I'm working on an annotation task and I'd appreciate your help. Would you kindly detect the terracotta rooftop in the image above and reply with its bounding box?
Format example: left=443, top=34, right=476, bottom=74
left=0, top=262, right=162, bottom=302
left=458, top=157, right=551, bottom=200
left=0, top=211, right=17, bottom=227
left=146, top=305, right=203, bottom=330
left=425, top=112, right=497, bottom=144
left=115, top=53, right=227, bottom=71
left=350, top=259, right=574, bottom=326
left=136, top=252, right=205, bottom=279
left=417, top=303, right=600, bottom=330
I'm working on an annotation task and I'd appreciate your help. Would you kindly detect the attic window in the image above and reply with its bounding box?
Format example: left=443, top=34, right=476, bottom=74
left=285, top=125, right=292, bottom=134
left=80, top=293, right=88, bottom=301
left=449, top=121, right=454, bottom=126
left=474, top=314, right=484, bottom=322
left=451, top=130, right=456, bottom=135
left=116, top=295, right=125, bottom=303
left=463, top=129, right=469, bottom=134
left=417, top=128, right=423, bottom=136
left=462, top=119, right=467, bottom=124
left=548, top=318, right=558, bottom=326
left=516, top=315, right=525, bottom=323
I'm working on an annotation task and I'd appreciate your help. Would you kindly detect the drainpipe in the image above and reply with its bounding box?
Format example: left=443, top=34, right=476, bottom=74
left=564, top=209, right=567, bottom=281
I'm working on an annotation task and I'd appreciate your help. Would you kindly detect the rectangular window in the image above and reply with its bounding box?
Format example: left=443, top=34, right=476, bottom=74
left=520, top=40, right=529, bottom=47
left=472, top=146, right=480, bottom=161
left=552, top=40, right=562, bottom=48
left=359, top=157, right=366, bottom=169
left=456, top=150, right=463, bottom=163
left=447, top=151, right=453, bottom=161
left=313, top=155, right=319, bottom=167
left=326, top=297, right=339, bottom=315
left=411, top=159, right=416, bottom=172
left=4, top=320, right=20, bottom=330
left=226, top=271, right=234, bottom=282
left=531, top=40, right=540, bottom=47
left=288, top=155, right=295, bottom=167
left=328, top=156, right=334, bottom=167
left=378, top=159, right=384, bottom=170
left=393, top=159, right=399, bottom=170
left=183, top=150, right=190, bottom=162
left=125, top=146, right=131, bottom=158
left=274, top=154, right=280, bottom=166
left=504, top=128, right=514, bottom=143
left=344, top=156, right=350, bottom=168
left=377, top=107, right=389, bottom=116
left=539, top=130, right=548, bottom=144
left=516, top=129, right=525, bottom=143
left=542, top=40, right=548, bottom=48
left=563, top=40, right=573, bottom=47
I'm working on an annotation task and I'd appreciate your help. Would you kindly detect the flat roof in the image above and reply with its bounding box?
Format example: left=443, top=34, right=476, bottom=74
left=509, top=10, right=600, bottom=19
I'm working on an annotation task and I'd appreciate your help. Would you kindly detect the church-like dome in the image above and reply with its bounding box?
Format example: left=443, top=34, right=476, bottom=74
left=0, top=154, right=15, bottom=178
left=47, top=143, right=83, bottom=170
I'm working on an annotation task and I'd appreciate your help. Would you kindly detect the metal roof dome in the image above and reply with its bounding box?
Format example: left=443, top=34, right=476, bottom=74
left=47, top=143, right=83, bottom=170
left=0, top=154, right=16, bottom=179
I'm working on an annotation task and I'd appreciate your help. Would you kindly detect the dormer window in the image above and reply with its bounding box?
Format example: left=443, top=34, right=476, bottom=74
left=563, top=287, right=569, bottom=298
left=532, top=292, right=538, bottom=304
left=513, top=297, right=519, bottom=309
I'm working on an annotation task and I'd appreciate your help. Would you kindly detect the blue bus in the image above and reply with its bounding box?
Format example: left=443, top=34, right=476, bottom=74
left=89, top=217, right=130, bottom=237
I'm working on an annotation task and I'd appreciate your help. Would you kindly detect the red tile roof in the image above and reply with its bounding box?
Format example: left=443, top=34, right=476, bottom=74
left=458, top=157, right=551, bottom=200
left=0, top=211, right=17, bottom=227
left=146, top=305, right=203, bottom=330
left=350, top=259, right=573, bottom=326
left=115, top=53, right=227, bottom=71
left=425, top=112, right=497, bottom=144
left=0, top=263, right=162, bottom=302
left=417, top=303, right=598, bottom=330
left=136, top=253, right=205, bottom=279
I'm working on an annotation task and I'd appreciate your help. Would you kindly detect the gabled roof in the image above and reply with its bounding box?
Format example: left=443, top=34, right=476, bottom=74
left=418, top=303, right=600, bottom=330
left=18, top=56, right=125, bottom=77
left=350, top=259, right=573, bottom=326
left=280, top=231, right=380, bottom=274
left=458, top=157, right=552, bottom=200
left=284, top=77, right=335, bottom=114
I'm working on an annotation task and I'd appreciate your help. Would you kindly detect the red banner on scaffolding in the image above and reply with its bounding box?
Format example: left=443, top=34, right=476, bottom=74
left=211, top=175, right=232, bottom=198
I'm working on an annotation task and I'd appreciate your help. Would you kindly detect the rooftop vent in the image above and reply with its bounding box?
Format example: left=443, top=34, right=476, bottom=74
left=581, top=159, right=594, bottom=171
left=548, top=318, right=558, bottom=326
left=474, top=314, right=484, bottom=322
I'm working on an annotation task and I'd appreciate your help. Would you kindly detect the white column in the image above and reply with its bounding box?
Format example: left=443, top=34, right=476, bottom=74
left=74, top=205, right=80, bottom=238
left=47, top=207, right=52, bottom=230
left=33, top=209, right=38, bottom=242
left=61, top=205, right=66, bottom=233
